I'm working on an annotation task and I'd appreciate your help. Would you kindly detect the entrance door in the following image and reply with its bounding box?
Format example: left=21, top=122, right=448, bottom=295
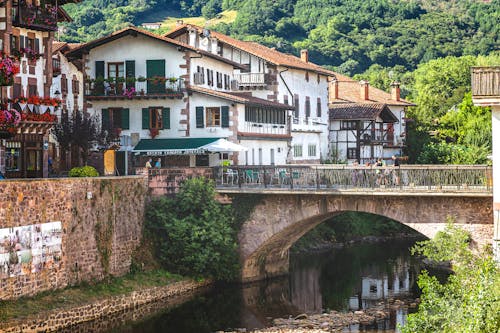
left=270, top=148, right=275, bottom=165
left=25, top=149, right=42, bottom=178
left=146, top=60, right=165, bottom=94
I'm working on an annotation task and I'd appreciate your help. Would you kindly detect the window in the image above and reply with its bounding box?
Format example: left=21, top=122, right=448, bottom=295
left=5, top=142, right=21, bottom=172
left=316, top=98, right=322, bottom=117
left=305, top=71, right=309, bottom=82
left=149, top=107, right=163, bottom=129
left=207, top=69, right=214, bottom=86
left=317, top=73, right=321, bottom=83
left=109, top=108, right=123, bottom=129
left=283, top=95, right=289, bottom=105
left=28, top=85, right=37, bottom=97
left=341, top=120, right=357, bottom=130
left=72, top=79, right=79, bottom=94
left=293, top=145, right=303, bottom=157
left=10, top=35, right=18, bottom=52
left=347, top=148, right=357, bottom=159
left=206, top=107, right=221, bottom=127
left=12, top=83, right=21, bottom=99
left=224, top=74, right=230, bottom=90
left=308, top=144, right=316, bottom=157
left=245, top=106, right=286, bottom=124
left=216, top=72, right=222, bottom=88
left=305, top=96, right=311, bottom=118
left=108, top=62, right=124, bottom=80
left=294, top=94, right=299, bottom=118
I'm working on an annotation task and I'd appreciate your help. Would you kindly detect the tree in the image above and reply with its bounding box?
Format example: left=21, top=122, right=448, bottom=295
left=145, top=178, right=240, bottom=281
left=53, top=110, right=112, bottom=166
left=402, top=222, right=500, bottom=332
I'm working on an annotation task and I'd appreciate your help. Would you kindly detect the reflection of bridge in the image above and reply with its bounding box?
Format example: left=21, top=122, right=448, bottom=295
left=214, top=165, right=492, bottom=282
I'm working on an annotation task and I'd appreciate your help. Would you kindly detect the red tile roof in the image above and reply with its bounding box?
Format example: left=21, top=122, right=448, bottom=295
left=166, top=24, right=338, bottom=77
left=330, top=103, right=398, bottom=122
left=188, top=85, right=293, bottom=109
left=65, top=26, right=246, bottom=69
left=331, top=80, right=415, bottom=106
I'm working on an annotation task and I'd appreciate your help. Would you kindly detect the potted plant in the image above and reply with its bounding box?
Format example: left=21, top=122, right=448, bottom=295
left=0, top=108, right=21, bottom=138
left=149, top=128, right=159, bottom=139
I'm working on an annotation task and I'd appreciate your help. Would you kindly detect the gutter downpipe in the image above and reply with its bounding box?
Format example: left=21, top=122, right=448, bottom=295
left=279, top=67, right=294, bottom=164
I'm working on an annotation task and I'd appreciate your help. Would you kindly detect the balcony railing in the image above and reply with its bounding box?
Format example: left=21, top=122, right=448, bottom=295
left=291, top=117, right=326, bottom=131
left=242, top=121, right=289, bottom=135
left=233, top=73, right=268, bottom=88
left=12, top=2, right=58, bottom=31
left=471, top=67, right=500, bottom=98
left=85, top=78, right=184, bottom=98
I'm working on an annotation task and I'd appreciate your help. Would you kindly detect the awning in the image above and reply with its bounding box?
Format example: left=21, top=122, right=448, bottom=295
left=133, top=138, right=220, bottom=155
left=200, top=138, right=248, bottom=153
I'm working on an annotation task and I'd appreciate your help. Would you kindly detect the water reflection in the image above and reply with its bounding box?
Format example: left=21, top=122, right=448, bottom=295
left=91, top=239, right=427, bottom=333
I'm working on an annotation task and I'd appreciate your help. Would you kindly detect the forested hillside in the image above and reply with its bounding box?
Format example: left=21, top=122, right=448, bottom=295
left=61, top=0, right=499, bottom=164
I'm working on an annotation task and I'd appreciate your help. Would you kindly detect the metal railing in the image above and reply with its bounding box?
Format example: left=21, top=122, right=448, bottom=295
left=213, top=165, right=492, bottom=192
left=233, top=73, right=268, bottom=87
left=242, top=121, right=289, bottom=135
left=85, top=78, right=184, bottom=97
left=471, top=67, right=500, bottom=97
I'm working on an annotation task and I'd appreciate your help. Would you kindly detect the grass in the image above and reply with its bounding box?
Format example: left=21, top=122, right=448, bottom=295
left=151, top=10, right=238, bottom=35
left=0, top=269, right=183, bottom=323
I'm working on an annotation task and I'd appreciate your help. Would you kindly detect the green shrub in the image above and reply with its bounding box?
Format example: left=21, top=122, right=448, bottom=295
left=401, top=222, right=500, bottom=333
left=145, top=177, right=240, bottom=281
left=69, top=166, right=99, bottom=177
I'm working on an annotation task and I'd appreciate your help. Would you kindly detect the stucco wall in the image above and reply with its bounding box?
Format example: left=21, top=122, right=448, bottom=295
left=0, top=176, right=148, bottom=300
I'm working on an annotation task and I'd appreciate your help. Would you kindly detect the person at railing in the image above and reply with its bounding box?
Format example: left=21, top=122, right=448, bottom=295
left=391, top=155, right=400, bottom=186
left=155, top=158, right=162, bottom=168
left=145, top=158, right=152, bottom=169
left=351, top=160, right=361, bottom=186
left=375, top=158, right=388, bottom=186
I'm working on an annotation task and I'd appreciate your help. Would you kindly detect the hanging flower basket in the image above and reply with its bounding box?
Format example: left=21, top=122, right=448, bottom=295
left=0, top=53, right=20, bottom=86
left=0, top=109, right=21, bottom=137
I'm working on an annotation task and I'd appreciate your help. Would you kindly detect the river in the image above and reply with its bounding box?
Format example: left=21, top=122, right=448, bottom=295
left=76, top=238, right=443, bottom=333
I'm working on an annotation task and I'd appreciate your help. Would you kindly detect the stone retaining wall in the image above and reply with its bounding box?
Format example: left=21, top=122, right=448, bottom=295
left=0, top=176, right=148, bottom=300
left=0, top=279, right=211, bottom=333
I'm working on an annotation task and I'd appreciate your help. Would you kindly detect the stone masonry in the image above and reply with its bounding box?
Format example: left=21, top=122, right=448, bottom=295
left=232, top=192, right=493, bottom=282
left=0, top=176, right=148, bottom=300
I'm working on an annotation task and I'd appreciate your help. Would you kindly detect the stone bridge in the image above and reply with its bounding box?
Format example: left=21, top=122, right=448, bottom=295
left=222, top=189, right=492, bottom=282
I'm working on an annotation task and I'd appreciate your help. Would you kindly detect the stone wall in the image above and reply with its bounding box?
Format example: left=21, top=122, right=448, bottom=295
left=0, top=279, right=211, bottom=333
left=136, top=167, right=214, bottom=196
left=0, top=176, right=148, bottom=300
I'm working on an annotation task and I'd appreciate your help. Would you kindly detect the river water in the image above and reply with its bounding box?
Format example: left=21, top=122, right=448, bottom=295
left=89, top=238, right=438, bottom=333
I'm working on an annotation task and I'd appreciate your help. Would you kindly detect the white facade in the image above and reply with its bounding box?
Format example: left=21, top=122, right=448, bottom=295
left=51, top=48, right=84, bottom=114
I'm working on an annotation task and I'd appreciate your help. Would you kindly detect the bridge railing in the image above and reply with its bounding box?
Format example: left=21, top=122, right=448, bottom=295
left=214, top=165, right=492, bottom=192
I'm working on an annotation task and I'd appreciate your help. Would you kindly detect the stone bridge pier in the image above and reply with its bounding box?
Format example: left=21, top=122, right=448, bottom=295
left=231, top=192, right=492, bottom=282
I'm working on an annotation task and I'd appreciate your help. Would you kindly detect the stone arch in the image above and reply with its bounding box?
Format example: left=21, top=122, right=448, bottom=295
left=234, top=193, right=492, bottom=282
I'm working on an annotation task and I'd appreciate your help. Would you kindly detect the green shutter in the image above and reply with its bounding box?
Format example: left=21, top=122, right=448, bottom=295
left=221, top=106, right=229, bottom=128
left=142, top=108, right=150, bottom=129
left=101, top=108, right=109, bottom=130
left=34, top=38, right=40, bottom=53
left=162, top=107, right=170, bottom=129
left=146, top=59, right=165, bottom=94
left=196, top=106, right=204, bottom=128
left=19, top=36, right=25, bottom=49
left=121, top=108, right=130, bottom=130
left=95, top=61, right=105, bottom=79
left=125, top=60, right=135, bottom=89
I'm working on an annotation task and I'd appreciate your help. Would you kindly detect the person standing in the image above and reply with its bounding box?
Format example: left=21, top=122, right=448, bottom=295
left=154, top=158, right=161, bottom=168
left=145, top=158, right=152, bottom=168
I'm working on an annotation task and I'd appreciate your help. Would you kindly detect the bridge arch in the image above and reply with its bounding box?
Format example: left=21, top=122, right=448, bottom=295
left=231, top=192, right=492, bottom=282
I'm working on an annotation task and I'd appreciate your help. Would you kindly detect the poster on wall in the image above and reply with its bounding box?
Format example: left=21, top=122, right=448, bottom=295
left=0, top=222, right=62, bottom=279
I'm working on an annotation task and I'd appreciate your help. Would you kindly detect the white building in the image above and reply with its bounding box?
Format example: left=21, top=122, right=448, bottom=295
left=471, top=66, right=500, bottom=261
left=165, top=24, right=336, bottom=164
left=65, top=27, right=293, bottom=169
left=329, top=78, right=415, bottom=164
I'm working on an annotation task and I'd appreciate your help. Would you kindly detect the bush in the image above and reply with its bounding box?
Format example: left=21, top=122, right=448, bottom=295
left=68, top=166, right=99, bottom=177
left=401, top=222, right=500, bottom=333
left=145, top=177, right=240, bottom=281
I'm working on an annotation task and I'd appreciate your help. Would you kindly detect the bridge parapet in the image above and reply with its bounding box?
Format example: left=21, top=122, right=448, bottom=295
left=214, top=165, right=492, bottom=194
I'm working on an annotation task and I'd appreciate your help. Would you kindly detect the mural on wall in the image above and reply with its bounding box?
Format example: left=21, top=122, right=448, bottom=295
left=0, top=221, right=62, bottom=278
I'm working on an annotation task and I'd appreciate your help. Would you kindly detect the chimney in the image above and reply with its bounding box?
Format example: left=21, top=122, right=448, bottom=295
left=331, top=80, right=339, bottom=100
left=391, top=81, right=401, bottom=101
left=176, top=20, right=184, bottom=26
left=300, top=49, right=309, bottom=63
left=360, top=80, right=369, bottom=100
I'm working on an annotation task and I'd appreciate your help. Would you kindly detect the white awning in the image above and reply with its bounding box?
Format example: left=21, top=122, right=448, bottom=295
left=200, top=139, right=248, bottom=153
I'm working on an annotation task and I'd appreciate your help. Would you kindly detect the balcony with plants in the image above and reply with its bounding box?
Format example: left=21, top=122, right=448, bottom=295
left=85, top=76, right=185, bottom=100
left=12, top=1, right=59, bottom=32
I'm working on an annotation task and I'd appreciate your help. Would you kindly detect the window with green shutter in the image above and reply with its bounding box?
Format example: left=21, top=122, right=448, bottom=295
left=121, top=108, right=130, bottom=130
left=221, top=106, right=229, bottom=128
left=162, top=108, right=170, bottom=129
left=146, top=59, right=165, bottom=94
left=125, top=61, right=135, bottom=89
left=142, top=108, right=150, bottom=129
left=101, top=108, right=109, bottom=130
left=196, top=106, right=204, bottom=128
left=95, top=61, right=105, bottom=95
left=95, top=61, right=105, bottom=78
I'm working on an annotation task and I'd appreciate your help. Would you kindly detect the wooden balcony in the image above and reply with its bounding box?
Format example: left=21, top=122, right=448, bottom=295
left=12, top=3, right=58, bottom=31
left=471, top=66, right=500, bottom=106
left=232, top=73, right=269, bottom=89
left=240, top=121, right=289, bottom=136
left=85, top=78, right=184, bottom=100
